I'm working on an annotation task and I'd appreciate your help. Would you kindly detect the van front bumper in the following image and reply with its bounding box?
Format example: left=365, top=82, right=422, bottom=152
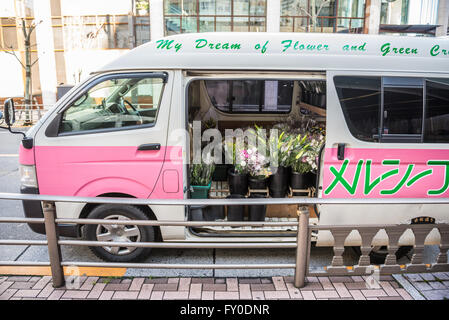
left=21, top=186, right=80, bottom=238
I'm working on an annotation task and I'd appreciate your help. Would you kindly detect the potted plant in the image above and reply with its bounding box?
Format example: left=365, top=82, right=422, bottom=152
left=268, top=131, right=294, bottom=198
left=246, top=146, right=271, bottom=194
left=290, top=133, right=324, bottom=194
left=190, top=162, right=215, bottom=199
left=226, top=142, right=248, bottom=196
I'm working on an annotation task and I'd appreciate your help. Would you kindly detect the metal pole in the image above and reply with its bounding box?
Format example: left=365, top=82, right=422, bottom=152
left=294, top=205, right=310, bottom=288
left=43, top=201, right=65, bottom=288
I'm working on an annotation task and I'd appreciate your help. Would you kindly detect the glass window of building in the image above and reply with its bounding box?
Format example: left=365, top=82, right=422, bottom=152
left=164, top=0, right=266, bottom=35
left=280, top=0, right=366, bottom=33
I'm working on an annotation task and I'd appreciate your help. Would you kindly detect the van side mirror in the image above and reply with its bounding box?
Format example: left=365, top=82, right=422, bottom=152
left=4, top=98, right=16, bottom=126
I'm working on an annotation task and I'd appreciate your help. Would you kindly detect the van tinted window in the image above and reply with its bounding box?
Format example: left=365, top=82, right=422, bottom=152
left=334, top=76, right=381, bottom=142
left=205, top=80, right=293, bottom=113
left=424, top=78, right=449, bottom=143
left=60, top=76, right=164, bottom=134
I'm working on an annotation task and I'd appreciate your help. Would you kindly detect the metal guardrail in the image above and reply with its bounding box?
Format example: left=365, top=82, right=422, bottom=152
left=0, top=192, right=448, bottom=289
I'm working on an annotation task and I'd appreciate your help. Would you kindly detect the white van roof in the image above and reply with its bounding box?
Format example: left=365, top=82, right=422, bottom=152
left=96, top=32, right=449, bottom=74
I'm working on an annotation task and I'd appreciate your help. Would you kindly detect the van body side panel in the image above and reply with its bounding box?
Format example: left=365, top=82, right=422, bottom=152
left=19, top=144, right=35, bottom=165
left=322, top=148, right=449, bottom=198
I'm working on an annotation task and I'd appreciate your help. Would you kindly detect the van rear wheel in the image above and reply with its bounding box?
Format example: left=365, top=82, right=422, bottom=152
left=84, top=204, right=155, bottom=262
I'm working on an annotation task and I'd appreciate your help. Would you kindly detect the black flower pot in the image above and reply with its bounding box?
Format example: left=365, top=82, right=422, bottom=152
left=226, top=194, right=245, bottom=221
left=228, top=168, right=248, bottom=196
left=290, top=172, right=316, bottom=195
left=213, top=164, right=231, bottom=181
left=248, top=194, right=267, bottom=221
left=248, top=176, right=268, bottom=194
left=204, top=205, right=225, bottom=221
left=269, top=166, right=288, bottom=198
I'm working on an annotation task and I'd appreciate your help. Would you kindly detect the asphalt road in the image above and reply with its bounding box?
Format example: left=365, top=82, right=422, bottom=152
left=0, top=128, right=439, bottom=277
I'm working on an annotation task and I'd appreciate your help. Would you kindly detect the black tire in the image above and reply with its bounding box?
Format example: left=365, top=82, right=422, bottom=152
left=352, top=246, right=413, bottom=265
left=84, top=204, right=155, bottom=262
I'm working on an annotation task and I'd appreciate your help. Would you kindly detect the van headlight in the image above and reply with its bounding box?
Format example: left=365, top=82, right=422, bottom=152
left=20, top=165, right=38, bottom=188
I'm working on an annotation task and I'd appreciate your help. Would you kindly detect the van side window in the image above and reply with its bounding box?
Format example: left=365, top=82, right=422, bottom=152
left=334, top=76, right=381, bottom=142
left=204, top=80, right=293, bottom=113
left=60, top=75, right=165, bottom=134
left=424, top=78, right=449, bottom=143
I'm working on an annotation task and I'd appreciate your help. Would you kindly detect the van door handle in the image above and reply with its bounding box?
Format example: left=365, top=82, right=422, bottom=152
left=337, top=143, right=346, bottom=160
left=138, top=143, right=161, bottom=151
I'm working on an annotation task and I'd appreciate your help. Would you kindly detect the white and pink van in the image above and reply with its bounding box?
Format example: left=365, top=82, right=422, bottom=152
left=3, top=32, right=449, bottom=262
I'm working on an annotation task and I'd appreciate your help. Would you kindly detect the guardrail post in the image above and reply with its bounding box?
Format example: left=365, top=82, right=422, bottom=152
left=294, top=205, right=309, bottom=288
left=43, top=201, right=65, bottom=288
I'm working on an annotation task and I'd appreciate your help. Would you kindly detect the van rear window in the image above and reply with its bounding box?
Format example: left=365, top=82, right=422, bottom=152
left=204, top=80, right=293, bottom=113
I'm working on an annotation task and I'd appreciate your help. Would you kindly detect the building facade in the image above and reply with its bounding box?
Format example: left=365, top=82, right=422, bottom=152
left=1, top=0, right=448, bottom=109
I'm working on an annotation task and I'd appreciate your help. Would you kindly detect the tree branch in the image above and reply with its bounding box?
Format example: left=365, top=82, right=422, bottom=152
left=1, top=46, right=25, bottom=69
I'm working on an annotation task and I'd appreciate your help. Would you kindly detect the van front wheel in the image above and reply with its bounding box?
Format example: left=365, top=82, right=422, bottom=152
left=84, top=204, right=155, bottom=262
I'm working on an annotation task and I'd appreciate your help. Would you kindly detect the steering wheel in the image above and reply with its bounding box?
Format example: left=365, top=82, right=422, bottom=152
left=120, top=98, right=143, bottom=125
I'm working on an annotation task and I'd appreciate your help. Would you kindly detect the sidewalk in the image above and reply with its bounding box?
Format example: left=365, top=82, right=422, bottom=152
left=1, top=272, right=449, bottom=300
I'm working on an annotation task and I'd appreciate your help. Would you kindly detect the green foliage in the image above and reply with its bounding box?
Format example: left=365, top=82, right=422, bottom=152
left=190, top=162, right=215, bottom=186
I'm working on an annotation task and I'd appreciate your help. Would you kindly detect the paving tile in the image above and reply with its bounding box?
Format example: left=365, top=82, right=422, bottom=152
left=239, top=278, right=261, bottom=284
left=264, top=290, right=290, bottom=300
left=47, top=290, right=65, bottom=300
left=442, top=281, right=449, bottom=288
left=283, top=276, right=294, bottom=283
left=390, top=281, right=400, bottom=289
left=214, top=291, right=239, bottom=300
left=333, top=282, right=352, bottom=298
left=163, top=291, right=189, bottom=300
left=318, top=277, right=334, bottom=290
left=378, top=297, right=404, bottom=300
left=420, top=289, right=449, bottom=300
left=272, top=277, right=287, bottom=291
left=168, top=278, right=179, bottom=285
left=179, top=278, right=191, bottom=291
left=260, top=278, right=273, bottom=284
left=37, top=283, right=55, bottom=298
left=250, top=284, right=275, bottom=291
left=137, top=284, right=154, bottom=300
left=0, top=289, right=18, bottom=300
left=100, top=278, right=121, bottom=284
left=191, top=278, right=214, bottom=284
left=112, top=291, right=139, bottom=300
left=251, top=291, right=265, bottom=300
left=150, top=291, right=164, bottom=300
left=286, top=282, right=302, bottom=299
left=10, top=282, right=35, bottom=290
left=379, top=281, right=400, bottom=296
left=0, top=277, right=7, bottom=284
left=379, top=275, right=395, bottom=281
left=98, top=291, right=114, bottom=300
left=189, top=283, right=202, bottom=300
left=429, top=281, right=447, bottom=290
left=129, top=278, right=145, bottom=291
left=361, top=289, right=388, bottom=298
left=313, top=290, right=339, bottom=299
left=329, top=276, right=354, bottom=283
left=145, top=278, right=167, bottom=284
left=412, top=281, right=433, bottom=291
left=404, top=273, right=423, bottom=282
left=203, top=284, right=227, bottom=291
left=80, top=277, right=99, bottom=291
left=201, top=291, right=214, bottom=300
left=351, top=276, right=364, bottom=282
left=433, top=272, right=449, bottom=281
left=0, top=281, right=13, bottom=295
left=104, top=283, right=130, bottom=291
left=299, top=282, right=323, bottom=291
left=153, top=283, right=180, bottom=291
left=7, top=276, right=30, bottom=282
left=345, top=282, right=368, bottom=290
left=349, top=290, right=366, bottom=300
left=87, top=283, right=107, bottom=299
left=13, top=290, right=41, bottom=298
left=62, top=290, right=89, bottom=299
left=306, top=276, right=319, bottom=283
left=393, top=275, right=425, bottom=300
left=121, top=279, right=132, bottom=284
left=215, top=278, right=225, bottom=284
left=32, top=276, right=52, bottom=291
left=239, top=284, right=252, bottom=300
left=226, top=278, right=238, bottom=292
left=30, top=276, right=42, bottom=282
left=420, top=273, right=435, bottom=281
left=301, top=291, right=316, bottom=300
